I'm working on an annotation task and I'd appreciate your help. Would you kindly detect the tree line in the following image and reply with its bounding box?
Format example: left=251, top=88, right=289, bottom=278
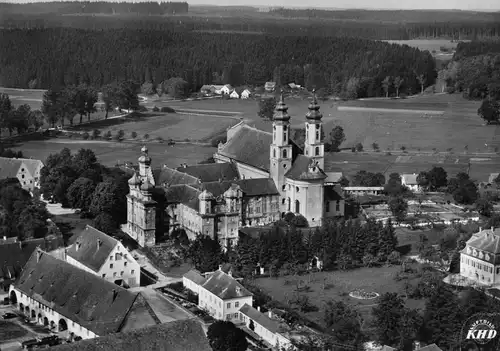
left=0, top=28, right=436, bottom=99
left=440, top=41, right=500, bottom=124
left=39, top=148, right=131, bottom=234
left=0, top=1, right=188, bottom=15
left=0, top=94, right=44, bottom=136
left=2, top=12, right=499, bottom=40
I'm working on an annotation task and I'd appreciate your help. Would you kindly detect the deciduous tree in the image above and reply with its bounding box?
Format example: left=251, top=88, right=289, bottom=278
left=258, top=97, right=277, bottom=120
left=207, top=321, right=248, bottom=351
left=329, top=126, right=345, bottom=152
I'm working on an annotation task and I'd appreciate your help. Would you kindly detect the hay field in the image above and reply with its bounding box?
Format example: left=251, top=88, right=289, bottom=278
left=10, top=139, right=216, bottom=168
left=0, top=87, right=45, bottom=109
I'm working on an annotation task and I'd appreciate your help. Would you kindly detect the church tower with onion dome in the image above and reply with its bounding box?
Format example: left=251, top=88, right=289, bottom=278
left=269, top=91, right=293, bottom=212
left=303, top=89, right=325, bottom=170
left=126, top=146, right=157, bottom=247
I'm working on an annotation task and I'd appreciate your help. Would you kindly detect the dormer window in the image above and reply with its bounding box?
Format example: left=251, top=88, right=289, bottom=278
left=76, top=242, right=81, bottom=251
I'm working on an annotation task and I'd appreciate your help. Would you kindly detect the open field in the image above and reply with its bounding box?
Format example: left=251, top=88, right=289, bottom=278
left=0, top=88, right=45, bottom=109
left=255, top=265, right=424, bottom=328
left=382, top=39, right=467, bottom=52
left=67, top=112, right=238, bottom=142
left=8, top=139, right=216, bottom=168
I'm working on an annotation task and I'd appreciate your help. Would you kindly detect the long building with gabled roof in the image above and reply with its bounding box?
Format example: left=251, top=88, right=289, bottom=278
left=9, top=249, right=160, bottom=340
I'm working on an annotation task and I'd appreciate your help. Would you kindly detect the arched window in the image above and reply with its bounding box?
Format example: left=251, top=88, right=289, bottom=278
left=283, top=132, right=287, bottom=141
left=316, top=131, right=319, bottom=140
left=283, top=149, right=287, bottom=158
left=315, top=147, right=320, bottom=156
left=288, top=198, right=291, bottom=211
left=273, top=149, right=276, bottom=158
left=284, top=126, right=287, bottom=132
left=295, top=200, right=300, bottom=214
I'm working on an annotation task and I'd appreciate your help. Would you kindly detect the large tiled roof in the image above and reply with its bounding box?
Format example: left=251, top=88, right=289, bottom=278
left=176, top=163, right=239, bottom=183
left=239, top=304, right=286, bottom=334
left=66, top=225, right=119, bottom=272
left=285, top=155, right=327, bottom=181
left=164, top=184, right=201, bottom=210
left=153, top=167, right=199, bottom=187
left=325, top=185, right=344, bottom=201
left=0, top=157, right=43, bottom=179
left=195, top=178, right=279, bottom=197
left=0, top=237, right=63, bottom=282
left=218, top=124, right=301, bottom=172
left=50, top=319, right=211, bottom=351
left=464, top=228, right=500, bottom=254
left=14, top=250, right=139, bottom=336
left=201, top=269, right=252, bottom=300
left=402, top=173, right=419, bottom=185
left=183, top=269, right=206, bottom=285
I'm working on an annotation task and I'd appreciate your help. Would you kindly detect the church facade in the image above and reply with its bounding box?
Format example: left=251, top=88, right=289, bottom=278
left=124, top=92, right=344, bottom=248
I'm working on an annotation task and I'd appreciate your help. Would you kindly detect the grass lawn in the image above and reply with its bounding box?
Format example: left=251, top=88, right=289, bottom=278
left=381, top=39, right=467, bottom=52
left=10, top=138, right=216, bottom=167
left=66, top=111, right=238, bottom=142
left=0, top=320, right=28, bottom=341
left=254, top=265, right=425, bottom=329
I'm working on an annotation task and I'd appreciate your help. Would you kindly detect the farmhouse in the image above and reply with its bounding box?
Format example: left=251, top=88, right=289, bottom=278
left=401, top=173, right=421, bottom=192
left=0, top=156, right=43, bottom=191
left=230, top=90, right=239, bottom=99
left=221, top=84, right=233, bottom=95
left=124, top=93, right=345, bottom=248
left=9, top=249, right=160, bottom=341
left=183, top=266, right=253, bottom=322
left=460, top=227, right=500, bottom=286
left=241, top=89, right=251, bottom=99
left=265, top=81, right=276, bottom=92
left=50, top=319, right=212, bottom=351
left=61, top=225, right=141, bottom=288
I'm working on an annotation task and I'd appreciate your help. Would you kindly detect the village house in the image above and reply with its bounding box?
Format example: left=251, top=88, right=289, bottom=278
left=265, top=81, right=276, bottom=92
left=221, top=84, right=233, bottom=95
left=230, top=90, right=240, bottom=99
left=50, top=319, right=212, bottom=351
left=0, top=156, right=43, bottom=191
left=241, top=89, right=251, bottom=99
left=124, top=92, right=345, bottom=249
left=9, top=249, right=160, bottom=341
left=488, top=173, right=499, bottom=184
left=460, top=226, right=500, bottom=286
left=62, top=225, right=141, bottom=288
left=401, top=173, right=421, bottom=192
left=200, top=85, right=214, bottom=95
left=183, top=266, right=253, bottom=322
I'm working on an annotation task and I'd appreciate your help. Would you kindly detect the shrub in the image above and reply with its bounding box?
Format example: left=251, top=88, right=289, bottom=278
left=156, top=136, right=164, bottom=143
left=137, top=105, right=148, bottom=112
left=355, top=143, right=363, bottom=152
left=152, top=106, right=160, bottom=112
left=144, top=133, right=150, bottom=140
left=116, top=130, right=125, bottom=140
left=92, top=129, right=101, bottom=139
left=160, top=106, right=175, bottom=113
left=82, top=132, right=89, bottom=140
left=104, top=131, right=112, bottom=140
left=131, top=131, right=137, bottom=139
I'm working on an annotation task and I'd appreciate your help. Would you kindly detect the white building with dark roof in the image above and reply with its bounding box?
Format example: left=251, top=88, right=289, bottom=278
left=401, top=173, right=421, bottom=192
left=0, top=157, right=43, bottom=191
left=62, top=225, right=140, bottom=288
left=183, top=266, right=252, bottom=322
left=8, top=249, right=160, bottom=341
left=460, top=226, right=500, bottom=286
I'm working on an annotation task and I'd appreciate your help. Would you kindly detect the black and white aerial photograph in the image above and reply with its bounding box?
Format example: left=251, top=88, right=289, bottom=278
left=0, top=0, right=499, bottom=349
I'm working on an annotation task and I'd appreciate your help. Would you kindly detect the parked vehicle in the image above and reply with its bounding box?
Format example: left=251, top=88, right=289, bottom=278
left=2, top=312, right=17, bottom=319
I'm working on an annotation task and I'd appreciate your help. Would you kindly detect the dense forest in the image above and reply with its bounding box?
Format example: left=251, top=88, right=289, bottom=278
left=0, top=1, right=188, bottom=15
left=0, top=12, right=499, bottom=40
left=0, top=28, right=436, bottom=97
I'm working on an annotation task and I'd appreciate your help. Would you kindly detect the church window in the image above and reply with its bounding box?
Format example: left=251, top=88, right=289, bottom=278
left=283, top=132, right=287, bottom=141
left=284, top=125, right=287, bottom=132
left=295, top=200, right=300, bottom=213
left=296, top=187, right=299, bottom=192
left=283, top=164, right=287, bottom=169
left=288, top=198, right=291, bottom=211
left=273, top=132, right=276, bottom=141
left=315, top=147, right=320, bottom=156
left=283, top=149, right=287, bottom=158
left=273, top=149, right=276, bottom=158
left=316, top=131, right=319, bottom=140
left=316, top=124, right=319, bottom=130
left=306, top=124, right=308, bottom=130
left=282, top=185, right=286, bottom=191
left=282, top=198, right=285, bottom=205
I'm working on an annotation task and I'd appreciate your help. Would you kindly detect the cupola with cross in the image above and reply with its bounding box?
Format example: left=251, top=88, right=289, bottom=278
left=304, top=89, right=325, bottom=170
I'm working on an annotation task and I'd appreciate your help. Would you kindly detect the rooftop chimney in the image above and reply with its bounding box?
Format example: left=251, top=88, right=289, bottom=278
left=479, top=227, right=483, bottom=232
left=36, top=250, right=42, bottom=263
left=112, top=289, right=118, bottom=302
left=218, top=265, right=222, bottom=271
left=268, top=310, right=273, bottom=318
left=228, top=269, right=233, bottom=277
left=97, top=239, right=102, bottom=250
left=257, top=306, right=260, bottom=312
left=492, top=226, right=495, bottom=231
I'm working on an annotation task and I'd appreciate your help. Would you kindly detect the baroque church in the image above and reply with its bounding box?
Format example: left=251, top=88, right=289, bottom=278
left=125, top=92, right=345, bottom=249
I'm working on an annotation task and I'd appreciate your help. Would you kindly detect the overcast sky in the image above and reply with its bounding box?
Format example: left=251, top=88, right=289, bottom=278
left=5, top=0, right=499, bottom=11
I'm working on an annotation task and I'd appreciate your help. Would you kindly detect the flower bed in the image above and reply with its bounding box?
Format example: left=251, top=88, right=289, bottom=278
left=349, top=289, right=379, bottom=300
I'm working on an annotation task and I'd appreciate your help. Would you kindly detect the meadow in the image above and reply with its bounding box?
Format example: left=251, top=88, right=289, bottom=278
left=254, top=264, right=425, bottom=329
left=382, top=39, right=466, bottom=52
left=9, top=138, right=216, bottom=167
